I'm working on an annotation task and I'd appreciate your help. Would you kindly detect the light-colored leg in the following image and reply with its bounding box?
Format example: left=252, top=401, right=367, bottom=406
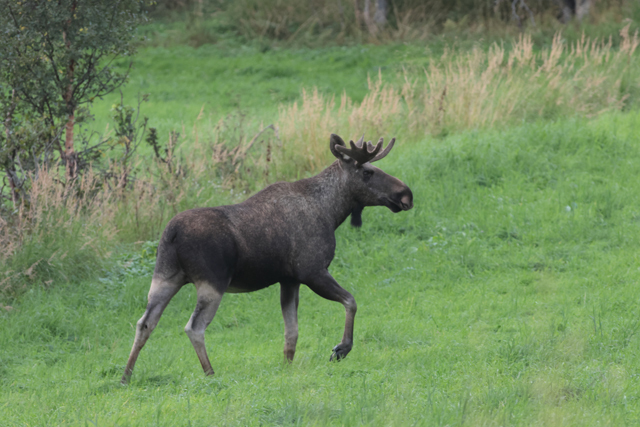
left=184, top=282, right=224, bottom=376
left=280, top=282, right=300, bottom=361
left=121, top=277, right=181, bottom=384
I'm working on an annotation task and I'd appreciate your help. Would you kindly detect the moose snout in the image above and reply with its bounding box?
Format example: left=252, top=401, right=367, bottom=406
left=400, top=191, right=413, bottom=210
left=386, top=186, right=413, bottom=212
left=398, top=187, right=413, bottom=210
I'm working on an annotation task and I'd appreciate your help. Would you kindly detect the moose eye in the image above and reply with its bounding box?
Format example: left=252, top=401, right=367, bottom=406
left=363, top=170, right=373, bottom=177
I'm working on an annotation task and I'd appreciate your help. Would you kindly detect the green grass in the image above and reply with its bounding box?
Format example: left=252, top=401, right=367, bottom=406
left=90, top=42, right=438, bottom=139
left=88, top=27, right=640, bottom=155
left=3, top=111, right=640, bottom=425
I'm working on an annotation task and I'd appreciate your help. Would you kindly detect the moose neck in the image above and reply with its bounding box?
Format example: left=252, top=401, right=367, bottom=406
left=303, top=161, right=359, bottom=230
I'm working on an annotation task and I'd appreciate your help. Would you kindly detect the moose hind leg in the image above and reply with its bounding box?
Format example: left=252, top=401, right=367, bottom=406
left=184, top=281, right=224, bottom=376
left=280, top=282, right=300, bottom=362
left=304, top=270, right=357, bottom=361
left=121, top=277, right=182, bottom=384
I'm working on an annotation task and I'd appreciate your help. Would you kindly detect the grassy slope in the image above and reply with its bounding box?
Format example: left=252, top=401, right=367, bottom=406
left=2, top=111, right=640, bottom=425
left=90, top=42, right=437, bottom=140
left=92, top=14, right=640, bottom=128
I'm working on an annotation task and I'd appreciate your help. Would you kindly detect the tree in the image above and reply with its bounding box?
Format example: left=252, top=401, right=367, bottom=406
left=0, top=13, right=55, bottom=205
left=0, top=0, right=146, bottom=180
left=555, top=0, right=592, bottom=23
left=361, top=0, right=388, bottom=35
left=0, top=85, right=53, bottom=205
left=374, top=0, right=388, bottom=25
left=494, top=0, right=593, bottom=26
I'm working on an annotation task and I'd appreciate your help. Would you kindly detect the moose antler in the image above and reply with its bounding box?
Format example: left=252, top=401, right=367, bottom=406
left=334, top=135, right=396, bottom=166
left=371, top=137, right=395, bottom=163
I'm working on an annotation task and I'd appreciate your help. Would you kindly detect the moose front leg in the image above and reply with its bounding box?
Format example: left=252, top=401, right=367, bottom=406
left=304, top=270, right=357, bottom=361
left=280, top=281, right=300, bottom=362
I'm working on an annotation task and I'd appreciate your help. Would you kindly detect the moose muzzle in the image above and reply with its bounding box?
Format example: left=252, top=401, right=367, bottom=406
left=386, top=185, right=413, bottom=213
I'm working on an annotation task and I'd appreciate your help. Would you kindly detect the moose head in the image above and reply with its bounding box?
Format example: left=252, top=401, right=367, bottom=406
left=330, top=133, right=413, bottom=227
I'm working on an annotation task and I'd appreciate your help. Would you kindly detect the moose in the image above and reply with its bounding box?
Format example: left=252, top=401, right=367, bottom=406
left=121, top=134, right=413, bottom=384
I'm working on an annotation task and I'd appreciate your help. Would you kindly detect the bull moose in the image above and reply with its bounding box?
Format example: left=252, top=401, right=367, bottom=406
left=121, top=134, right=413, bottom=384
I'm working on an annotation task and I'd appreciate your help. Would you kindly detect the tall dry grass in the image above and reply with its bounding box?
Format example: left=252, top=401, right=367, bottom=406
left=279, top=26, right=639, bottom=161
left=0, top=168, right=117, bottom=294
left=1, top=28, right=638, bottom=296
left=0, top=116, right=278, bottom=296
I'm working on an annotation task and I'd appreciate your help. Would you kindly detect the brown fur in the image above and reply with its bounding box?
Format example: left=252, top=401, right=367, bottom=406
left=121, top=134, right=413, bottom=383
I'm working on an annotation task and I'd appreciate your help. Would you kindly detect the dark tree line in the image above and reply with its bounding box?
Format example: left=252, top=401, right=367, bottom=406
left=162, top=0, right=609, bottom=41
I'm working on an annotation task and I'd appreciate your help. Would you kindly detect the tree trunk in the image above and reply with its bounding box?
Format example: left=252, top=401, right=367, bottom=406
left=556, top=0, right=591, bottom=23
left=576, top=0, right=591, bottom=21
left=4, top=89, right=19, bottom=205
left=63, top=54, right=76, bottom=180
left=353, top=0, right=362, bottom=31
left=4, top=152, right=19, bottom=206
left=63, top=0, right=78, bottom=181
left=363, top=0, right=377, bottom=35
left=64, top=112, right=77, bottom=180
left=374, top=0, right=387, bottom=25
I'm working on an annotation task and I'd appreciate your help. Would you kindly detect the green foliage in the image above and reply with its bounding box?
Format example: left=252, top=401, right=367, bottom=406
left=2, top=112, right=640, bottom=425
left=0, top=0, right=149, bottom=184
left=112, top=101, right=142, bottom=144
left=103, top=93, right=150, bottom=184
left=0, top=212, right=115, bottom=297
left=99, top=240, right=158, bottom=284
left=0, top=0, right=145, bottom=117
left=0, top=110, right=53, bottom=205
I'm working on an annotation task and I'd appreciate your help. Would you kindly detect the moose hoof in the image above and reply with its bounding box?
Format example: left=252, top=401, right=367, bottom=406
left=120, top=371, right=132, bottom=385
left=330, top=344, right=351, bottom=361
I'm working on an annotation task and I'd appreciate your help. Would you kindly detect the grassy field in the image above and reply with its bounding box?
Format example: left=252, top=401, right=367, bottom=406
left=90, top=24, right=640, bottom=142
left=89, top=43, right=434, bottom=140
left=3, top=110, right=640, bottom=425
left=2, top=17, right=640, bottom=426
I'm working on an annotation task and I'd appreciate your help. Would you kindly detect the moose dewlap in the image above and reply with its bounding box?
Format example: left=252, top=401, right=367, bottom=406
left=121, top=134, right=413, bottom=383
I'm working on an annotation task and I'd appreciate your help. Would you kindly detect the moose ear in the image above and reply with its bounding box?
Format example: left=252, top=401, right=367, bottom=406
left=330, top=134, right=351, bottom=161
left=350, top=204, right=364, bottom=228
